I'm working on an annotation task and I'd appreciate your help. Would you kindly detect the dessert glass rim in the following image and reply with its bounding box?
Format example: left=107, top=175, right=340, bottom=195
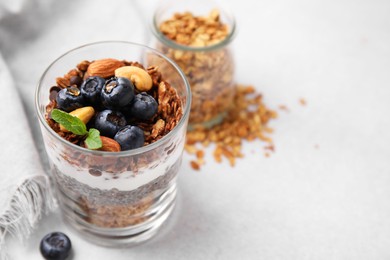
left=151, top=5, right=237, bottom=52
left=35, top=40, right=191, bottom=157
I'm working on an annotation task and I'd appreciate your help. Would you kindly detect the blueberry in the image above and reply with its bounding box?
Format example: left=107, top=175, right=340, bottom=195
left=94, top=109, right=126, bottom=138
left=40, top=232, right=72, bottom=260
left=80, top=76, right=105, bottom=106
left=114, top=125, right=145, bottom=150
left=126, top=92, right=158, bottom=121
left=56, top=86, right=85, bottom=112
left=101, top=77, right=134, bottom=109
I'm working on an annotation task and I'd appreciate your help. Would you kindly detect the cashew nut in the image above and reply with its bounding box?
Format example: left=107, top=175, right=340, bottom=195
left=115, top=66, right=153, bottom=91
left=59, top=106, right=95, bottom=132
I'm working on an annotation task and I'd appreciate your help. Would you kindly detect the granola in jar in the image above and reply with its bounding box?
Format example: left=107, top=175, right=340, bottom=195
left=152, top=5, right=236, bottom=128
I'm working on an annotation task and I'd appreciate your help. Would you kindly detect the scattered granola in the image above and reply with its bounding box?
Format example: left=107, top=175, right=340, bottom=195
left=156, top=9, right=235, bottom=127
left=190, top=161, right=201, bottom=171
left=299, top=98, right=307, bottom=106
left=186, top=84, right=277, bottom=169
left=278, top=104, right=290, bottom=112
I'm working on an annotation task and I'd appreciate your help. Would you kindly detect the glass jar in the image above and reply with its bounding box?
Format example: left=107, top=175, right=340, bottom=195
left=151, top=0, right=237, bottom=129
left=35, top=41, right=191, bottom=247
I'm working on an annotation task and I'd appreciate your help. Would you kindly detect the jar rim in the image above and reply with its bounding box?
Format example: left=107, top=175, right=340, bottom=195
left=151, top=5, right=237, bottom=52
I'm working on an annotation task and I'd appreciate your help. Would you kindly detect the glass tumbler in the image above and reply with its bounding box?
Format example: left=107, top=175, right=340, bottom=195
left=151, top=0, right=237, bottom=129
left=35, top=41, right=191, bottom=247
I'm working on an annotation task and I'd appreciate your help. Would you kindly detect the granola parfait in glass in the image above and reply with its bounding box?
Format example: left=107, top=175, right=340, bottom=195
left=151, top=0, right=236, bottom=129
left=35, top=41, right=191, bottom=247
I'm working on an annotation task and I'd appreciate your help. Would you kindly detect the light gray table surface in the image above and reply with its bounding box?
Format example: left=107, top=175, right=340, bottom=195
left=3, top=0, right=390, bottom=259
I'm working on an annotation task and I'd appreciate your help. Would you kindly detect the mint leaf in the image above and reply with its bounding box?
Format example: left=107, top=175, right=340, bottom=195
left=51, top=109, right=88, bottom=136
left=51, top=109, right=102, bottom=150
left=84, top=128, right=102, bottom=150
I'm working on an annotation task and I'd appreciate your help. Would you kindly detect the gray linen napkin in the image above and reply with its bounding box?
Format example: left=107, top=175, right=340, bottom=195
left=0, top=53, right=55, bottom=258
left=0, top=1, right=56, bottom=258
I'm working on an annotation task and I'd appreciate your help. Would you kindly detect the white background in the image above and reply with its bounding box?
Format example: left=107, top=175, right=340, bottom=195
left=3, top=0, right=390, bottom=259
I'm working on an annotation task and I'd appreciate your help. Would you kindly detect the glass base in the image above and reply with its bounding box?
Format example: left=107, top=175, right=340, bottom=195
left=60, top=184, right=177, bottom=247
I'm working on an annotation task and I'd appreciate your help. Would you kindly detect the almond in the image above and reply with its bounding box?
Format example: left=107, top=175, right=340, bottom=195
left=99, top=136, right=121, bottom=152
left=87, top=58, right=125, bottom=78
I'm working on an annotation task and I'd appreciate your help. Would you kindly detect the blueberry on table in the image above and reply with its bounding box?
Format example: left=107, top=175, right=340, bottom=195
left=56, top=86, right=85, bottom=112
left=94, top=109, right=126, bottom=138
left=114, top=125, right=145, bottom=150
left=127, top=92, right=158, bottom=121
left=80, top=76, right=105, bottom=106
left=101, top=77, right=134, bottom=109
left=40, top=232, right=72, bottom=260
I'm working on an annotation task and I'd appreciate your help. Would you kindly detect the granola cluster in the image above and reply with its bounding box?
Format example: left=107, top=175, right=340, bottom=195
left=185, top=84, right=277, bottom=169
left=81, top=195, right=153, bottom=227
left=157, top=9, right=235, bottom=126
